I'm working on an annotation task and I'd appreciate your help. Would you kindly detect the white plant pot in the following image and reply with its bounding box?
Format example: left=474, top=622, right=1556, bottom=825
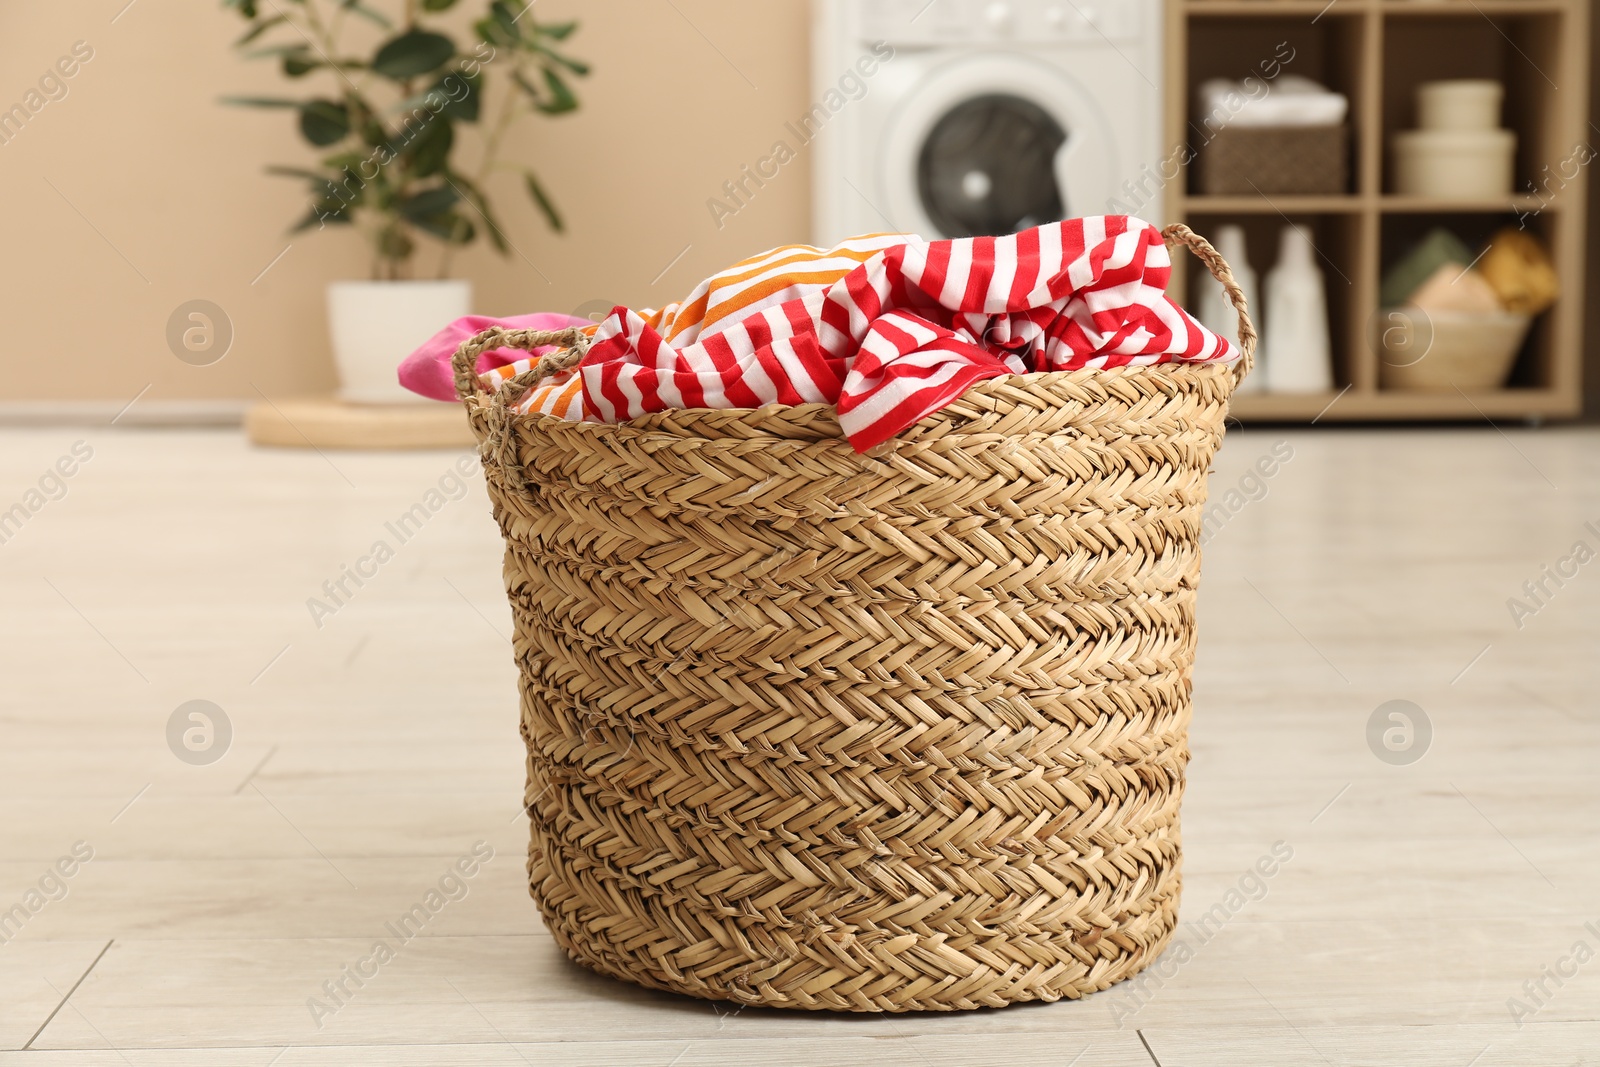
left=327, top=279, right=471, bottom=405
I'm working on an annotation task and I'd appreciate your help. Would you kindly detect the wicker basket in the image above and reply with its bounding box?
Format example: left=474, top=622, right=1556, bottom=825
left=1197, top=124, right=1350, bottom=196
left=452, top=225, right=1256, bottom=1013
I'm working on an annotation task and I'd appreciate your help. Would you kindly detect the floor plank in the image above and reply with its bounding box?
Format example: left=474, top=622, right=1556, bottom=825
left=1139, top=1022, right=1600, bottom=1067
left=0, top=940, right=112, bottom=1051
left=31, top=936, right=1151, bottom=1051
left=2, top=1030, right=1157, bottom=1067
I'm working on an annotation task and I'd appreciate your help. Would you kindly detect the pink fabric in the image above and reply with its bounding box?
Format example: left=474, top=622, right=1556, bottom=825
left=398, top=312, right=591, bottom=402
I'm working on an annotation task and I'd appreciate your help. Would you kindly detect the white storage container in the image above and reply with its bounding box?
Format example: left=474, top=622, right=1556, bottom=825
left=1393, top=128, right=1516, bottom=199
left=1417, top=79, right=1504, bottom=132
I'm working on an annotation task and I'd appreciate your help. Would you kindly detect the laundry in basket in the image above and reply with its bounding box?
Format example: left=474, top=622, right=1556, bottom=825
left=448, top=219, right=1256, bottom=1012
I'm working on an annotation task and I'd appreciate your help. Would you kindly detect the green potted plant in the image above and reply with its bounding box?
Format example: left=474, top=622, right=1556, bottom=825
left=222, top=0, right=587, bottom=403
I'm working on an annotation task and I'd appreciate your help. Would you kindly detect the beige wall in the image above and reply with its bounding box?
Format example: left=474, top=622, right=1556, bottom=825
left=0, top=0, right=811, bottom=402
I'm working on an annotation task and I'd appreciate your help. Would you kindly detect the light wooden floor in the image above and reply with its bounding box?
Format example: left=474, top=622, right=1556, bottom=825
left=1, top=425, right=1597, bottom=1066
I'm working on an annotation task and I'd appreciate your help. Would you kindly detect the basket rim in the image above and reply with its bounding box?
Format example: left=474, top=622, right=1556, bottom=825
left=464, top=360, right=1239, bottom=448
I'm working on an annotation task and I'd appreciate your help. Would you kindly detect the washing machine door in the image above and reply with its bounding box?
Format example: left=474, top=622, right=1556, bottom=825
left=879, top=53, right=1119, bottom=239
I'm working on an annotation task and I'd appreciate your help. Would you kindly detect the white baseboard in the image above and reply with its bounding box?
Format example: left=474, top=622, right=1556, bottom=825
left=0, top=400, right=248, bottom=428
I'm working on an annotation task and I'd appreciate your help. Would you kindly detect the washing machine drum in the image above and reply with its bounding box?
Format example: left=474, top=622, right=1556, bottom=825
left=883, top=55, right=1120, bottom=240
left=919, top=95, right=1066, bottom=237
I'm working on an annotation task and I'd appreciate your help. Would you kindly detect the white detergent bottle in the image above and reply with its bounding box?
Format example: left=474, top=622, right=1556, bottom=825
left=1263, top=225, right=1334, bottom=394
left=1198, top=225, right=1264, bottom=394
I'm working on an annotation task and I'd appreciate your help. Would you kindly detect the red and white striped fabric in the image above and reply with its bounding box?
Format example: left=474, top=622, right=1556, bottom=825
left=503, top=217, right=1238, bottom=452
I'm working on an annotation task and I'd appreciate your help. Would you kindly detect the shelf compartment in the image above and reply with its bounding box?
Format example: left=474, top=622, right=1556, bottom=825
left=1377, top=211, right=1561, bottom=392
left=1186, top=212, right=1364, bottom=392
left=1186, top=12, right=1369, bottom=198
left=1380, top=10, right=1567, bottom=199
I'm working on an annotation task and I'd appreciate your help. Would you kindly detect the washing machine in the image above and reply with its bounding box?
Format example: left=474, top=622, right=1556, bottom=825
left=811, top=0, right=1164, bottom=245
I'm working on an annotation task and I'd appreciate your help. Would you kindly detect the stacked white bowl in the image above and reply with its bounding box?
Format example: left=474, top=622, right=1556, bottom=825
left=1393, top=80, right=1516, bottom=199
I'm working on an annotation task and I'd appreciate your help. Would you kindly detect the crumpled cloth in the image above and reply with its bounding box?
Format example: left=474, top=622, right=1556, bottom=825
left=482, top=216, right=1238, bottom=451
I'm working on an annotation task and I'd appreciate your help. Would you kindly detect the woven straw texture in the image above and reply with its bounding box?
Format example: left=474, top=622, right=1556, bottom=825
left=455, top=226, right=1254, bottom=1013
left=1198, top=124, right=1350, bottom=196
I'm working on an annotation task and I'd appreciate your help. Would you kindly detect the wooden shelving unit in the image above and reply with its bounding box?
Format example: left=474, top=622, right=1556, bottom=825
left=1165, top=0, right=1590, bottom=422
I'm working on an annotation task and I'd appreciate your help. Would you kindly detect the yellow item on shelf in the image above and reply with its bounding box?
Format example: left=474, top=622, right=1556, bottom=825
left=1478, top=227, right=1560, bottom=315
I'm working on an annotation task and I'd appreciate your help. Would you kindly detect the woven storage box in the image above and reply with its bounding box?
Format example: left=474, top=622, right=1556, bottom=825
left=454, top=226, right=1255, bottom=1013
left=1198, top=124, right=1349, bottom=195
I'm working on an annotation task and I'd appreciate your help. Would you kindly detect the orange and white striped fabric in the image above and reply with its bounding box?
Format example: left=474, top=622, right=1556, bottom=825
left=484, top=217, right=1238, bottom=451
left=482, top=233, right=909, bottom=421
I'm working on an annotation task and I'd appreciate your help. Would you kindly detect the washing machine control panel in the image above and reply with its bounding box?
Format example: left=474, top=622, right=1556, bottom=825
left=861, top=0, right=1145, bottom=45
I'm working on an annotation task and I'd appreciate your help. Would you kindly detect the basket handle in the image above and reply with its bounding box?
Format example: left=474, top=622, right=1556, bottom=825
left=451, top=326, right=592, bottom=405
left=454, top=326, right=592, bottom=501
left=1162, top=223, right=1257, bottom=386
